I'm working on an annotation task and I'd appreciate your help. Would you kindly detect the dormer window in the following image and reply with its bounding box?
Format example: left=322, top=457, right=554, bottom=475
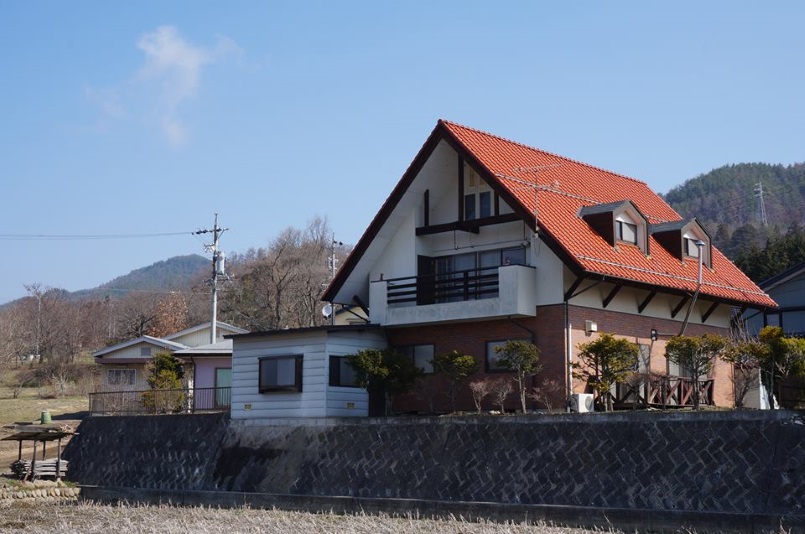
left=464, top=166, right=492, bottom=220
left=683, top=230, right=709, bottom=266
left=684, top=237, right=702, bottom=258
left=650, top=219, right=712, bottom=268
left=580, top=200, right=648, bottom=254
left=617, top=219, right=638, bottom=244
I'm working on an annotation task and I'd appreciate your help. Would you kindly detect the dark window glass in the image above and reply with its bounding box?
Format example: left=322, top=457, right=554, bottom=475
left=396, top=345, right=435, bottom=374
left=501, top=246, right=526, bottom=266
left=259, top=355, right=302, bottom=393
left=329, top=356, right=360, bottom=387
left=464, top=194, right=476, bottom=220
left=479, top=191, right=492, bottom=218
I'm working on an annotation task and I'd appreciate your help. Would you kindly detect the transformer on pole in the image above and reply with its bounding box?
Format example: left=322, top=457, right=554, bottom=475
left=195, top=213, right=228, bottom=344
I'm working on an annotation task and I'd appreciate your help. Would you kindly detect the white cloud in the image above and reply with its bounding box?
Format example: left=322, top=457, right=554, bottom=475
left=86, top=25, right=241, bottom=146
left=136, top=26, right=211, bottom=146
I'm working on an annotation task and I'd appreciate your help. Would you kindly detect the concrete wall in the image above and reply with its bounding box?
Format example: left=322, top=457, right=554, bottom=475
left=64, top=410, right=805, bottom=526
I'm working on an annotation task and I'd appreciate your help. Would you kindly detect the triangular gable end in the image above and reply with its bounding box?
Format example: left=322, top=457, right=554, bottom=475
left=323, top=120, right=575, bottom=306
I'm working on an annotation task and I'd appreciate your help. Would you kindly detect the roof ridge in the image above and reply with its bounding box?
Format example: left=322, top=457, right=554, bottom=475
left=440, top=119, right=650, bottom=187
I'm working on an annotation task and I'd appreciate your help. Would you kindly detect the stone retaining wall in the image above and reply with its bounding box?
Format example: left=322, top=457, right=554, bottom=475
left=0, top=481, right=80, bottom=504
left=62, top=411, right=805, bottom=526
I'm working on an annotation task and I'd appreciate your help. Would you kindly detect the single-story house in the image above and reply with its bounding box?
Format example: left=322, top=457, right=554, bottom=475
left=93, top=321, right=247, bottom=393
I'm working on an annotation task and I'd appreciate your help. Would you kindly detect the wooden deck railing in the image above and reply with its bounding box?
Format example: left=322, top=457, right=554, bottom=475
left=88, top=387, right=231, bottom=416
left=610, top=376, right=715, bottom=409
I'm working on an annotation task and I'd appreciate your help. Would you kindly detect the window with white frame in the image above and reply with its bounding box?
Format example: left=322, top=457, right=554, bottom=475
left=396, top=344, right=435, bottom=374
left=616, top=219, right=638, bottom=244
left=684, top=237, right=702, bottom=258
left=259, top=355, right=303, bottom=393
left=107, top=369, right=135, bottom=386
left=464, top=166, right=492, bottom=220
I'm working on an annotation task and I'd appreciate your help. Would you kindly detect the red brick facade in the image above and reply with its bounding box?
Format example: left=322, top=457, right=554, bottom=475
left=389, top=305, right=733, bottom=414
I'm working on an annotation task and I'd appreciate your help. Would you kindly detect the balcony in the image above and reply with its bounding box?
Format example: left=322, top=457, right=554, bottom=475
left=370, top=264, right=536, bottom=326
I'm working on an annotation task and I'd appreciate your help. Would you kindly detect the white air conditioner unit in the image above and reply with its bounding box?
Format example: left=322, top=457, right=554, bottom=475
left=570, top=393, right=594, bottom=413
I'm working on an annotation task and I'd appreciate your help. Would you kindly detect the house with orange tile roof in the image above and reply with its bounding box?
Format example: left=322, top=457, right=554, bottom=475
left=231, top=120, right=776, bottom=418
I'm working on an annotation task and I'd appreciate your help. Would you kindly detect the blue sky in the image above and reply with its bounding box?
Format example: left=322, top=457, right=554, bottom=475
left=1, top=1, right=804, bottom=304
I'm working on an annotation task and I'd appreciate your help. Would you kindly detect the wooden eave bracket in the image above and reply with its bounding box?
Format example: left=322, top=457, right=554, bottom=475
left=564, top=277, right=585, bottom=302
left=671, top=296, right=689, bottom=319
left=701, top=302, right=719, bottom=323
left=602, top=284, right=622, bottom=308
left=638, top=291, right=657, bottom=314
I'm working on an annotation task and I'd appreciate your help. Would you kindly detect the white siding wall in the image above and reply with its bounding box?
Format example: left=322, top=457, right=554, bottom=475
left=231, top=329, right=387, bottom=420
left=325, top=330, right=388, bottom=417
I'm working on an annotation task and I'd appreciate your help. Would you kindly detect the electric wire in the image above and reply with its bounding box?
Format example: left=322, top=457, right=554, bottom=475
left=0, top=231, right=192, bottom=241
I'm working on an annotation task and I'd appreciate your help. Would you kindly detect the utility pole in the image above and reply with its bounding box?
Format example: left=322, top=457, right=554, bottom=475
left=195, top=213, right=228, bottom=344
left=327, top=237, right=343, bottom=325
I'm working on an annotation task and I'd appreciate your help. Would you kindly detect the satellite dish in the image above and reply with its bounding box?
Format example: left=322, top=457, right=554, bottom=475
left=322, top=303, right=333, bottom=318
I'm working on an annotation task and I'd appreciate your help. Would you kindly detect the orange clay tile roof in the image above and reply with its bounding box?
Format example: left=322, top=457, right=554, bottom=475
left=439, top=120, right=776, bottom=308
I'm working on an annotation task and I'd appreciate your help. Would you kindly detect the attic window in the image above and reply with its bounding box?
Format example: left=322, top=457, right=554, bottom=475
left=617, top=220, right=637, bottom=244
left=579, top=200, right=648, bottom=254
left=685, top=238, right=701, bottom=258
left=464, top=166, right=492, bottom=220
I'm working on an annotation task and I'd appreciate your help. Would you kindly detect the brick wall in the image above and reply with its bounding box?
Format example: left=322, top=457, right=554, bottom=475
left=386, top=306, right=734, bottom=413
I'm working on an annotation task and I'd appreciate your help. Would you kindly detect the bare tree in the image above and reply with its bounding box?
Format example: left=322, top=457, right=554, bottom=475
left=490, top=377, right=514, bottom=413
left=469, top=379, right=492, bottom=414
left=112, top=292, right=161, bottom=343
left=147, top=292, right=189, bottom=338
left=0, top=305, right=28, bottom=367
left=528, top=378, right=565, bottom=413
left=220, top=216, right=347, bottom=331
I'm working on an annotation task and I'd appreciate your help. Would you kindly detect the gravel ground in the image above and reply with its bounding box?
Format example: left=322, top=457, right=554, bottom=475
left=0, top=502, right=629, bottom=534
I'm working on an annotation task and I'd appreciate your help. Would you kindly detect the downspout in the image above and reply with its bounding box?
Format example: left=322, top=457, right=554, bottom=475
left=565, top=298, right=572, bottom=412
left=679, top=240, right=705, bottom=336
left=563, top=279, right=603, bottom=412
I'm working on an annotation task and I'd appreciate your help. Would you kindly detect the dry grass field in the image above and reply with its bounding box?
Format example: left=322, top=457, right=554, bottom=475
left=0, top=386, right=87, bottom=473
left=0, top=502, right=632, bottom=534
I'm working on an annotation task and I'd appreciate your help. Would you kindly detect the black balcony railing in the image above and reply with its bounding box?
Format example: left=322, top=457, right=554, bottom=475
left=88, top=387, right=231, bottom=416
left=387, top=266, right=499, bottom=307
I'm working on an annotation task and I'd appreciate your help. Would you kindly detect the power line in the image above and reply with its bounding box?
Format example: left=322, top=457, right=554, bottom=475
left=0, top=231, right=192, bottom=241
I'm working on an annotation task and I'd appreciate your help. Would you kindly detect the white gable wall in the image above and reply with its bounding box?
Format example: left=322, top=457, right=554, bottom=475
left=99, top=341, right=158, bottom=360
left=171, top=326, right=242, bottom=347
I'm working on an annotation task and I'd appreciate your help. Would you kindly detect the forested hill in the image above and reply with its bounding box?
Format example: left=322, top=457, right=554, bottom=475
left=71, top=254, right=209, bottom=300
left=664, top=162, right=805, bottom=233
left=664, top=162, right=805, bottom=283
